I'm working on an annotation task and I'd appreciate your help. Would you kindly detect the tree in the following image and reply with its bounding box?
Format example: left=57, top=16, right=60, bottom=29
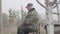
left=8, top=8, right=17, bottom=23
left=36, top=0, right=57, bottom=10
left=36, top=0, right=58, bottom=34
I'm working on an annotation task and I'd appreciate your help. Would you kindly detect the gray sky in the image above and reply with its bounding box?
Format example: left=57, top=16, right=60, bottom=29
left=2, top=0, right=46, bottom=19
left=2, top=0, right=60, bottom=20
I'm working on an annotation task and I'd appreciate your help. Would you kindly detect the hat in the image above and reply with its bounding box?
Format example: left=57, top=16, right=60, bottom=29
left=26, top=3, right=33, bottom=8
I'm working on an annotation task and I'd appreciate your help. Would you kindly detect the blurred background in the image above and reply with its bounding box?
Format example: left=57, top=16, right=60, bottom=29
left=0, top=0, right=60, bottom=34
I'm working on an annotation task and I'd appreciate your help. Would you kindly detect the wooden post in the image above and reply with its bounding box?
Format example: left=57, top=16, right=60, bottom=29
left=0, top=0, right=1, bottom=32
left=21, top=6, right=24, bottom=23
left=0, top=0, right=2, bottom=34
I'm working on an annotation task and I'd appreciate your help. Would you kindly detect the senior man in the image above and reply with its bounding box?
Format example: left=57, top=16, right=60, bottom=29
left=17, top=3, right=40, bottom=34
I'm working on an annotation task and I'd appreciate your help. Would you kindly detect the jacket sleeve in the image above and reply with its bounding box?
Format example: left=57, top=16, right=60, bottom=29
left=31, top=11, right=39, bottom=22
left=23, top=11, right=40, bottom=25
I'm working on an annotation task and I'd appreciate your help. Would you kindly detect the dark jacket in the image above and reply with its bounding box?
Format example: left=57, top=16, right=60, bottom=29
left=17, top=8, right=40, bottom=34
left=23, top=8, right=39, bottom=31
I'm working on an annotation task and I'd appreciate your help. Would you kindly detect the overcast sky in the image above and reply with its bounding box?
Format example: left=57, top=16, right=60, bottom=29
left=2, top=0, right=60, bottom=20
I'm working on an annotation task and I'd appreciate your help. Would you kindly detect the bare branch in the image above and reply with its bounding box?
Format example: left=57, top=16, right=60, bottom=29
left=52, top=4, right=57, bottom=9
left=52, top=0, right=57, bottom=6
left=56, top=1, right=60, bottom=4
left=36, top=0, right=48, bottom=10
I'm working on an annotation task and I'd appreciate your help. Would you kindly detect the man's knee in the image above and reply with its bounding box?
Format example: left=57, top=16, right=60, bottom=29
left=17, top=26, right=23, bottom=34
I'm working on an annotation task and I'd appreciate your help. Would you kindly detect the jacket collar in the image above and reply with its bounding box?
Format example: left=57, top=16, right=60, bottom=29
left=28, top=8, right=35, bottom=13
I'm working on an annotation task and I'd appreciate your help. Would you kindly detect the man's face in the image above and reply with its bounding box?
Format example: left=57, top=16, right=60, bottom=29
left=26, top=6, right=32, bottom=10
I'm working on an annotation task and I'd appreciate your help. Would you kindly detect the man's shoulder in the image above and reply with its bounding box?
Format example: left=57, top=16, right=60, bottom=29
left=32, top=10, right=38, bottom=14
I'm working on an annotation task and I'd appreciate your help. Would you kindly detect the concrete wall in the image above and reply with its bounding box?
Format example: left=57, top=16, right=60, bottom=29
left=54, top=25, right=60, bottom=34
left=54, top=26, right=60, bottom=32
